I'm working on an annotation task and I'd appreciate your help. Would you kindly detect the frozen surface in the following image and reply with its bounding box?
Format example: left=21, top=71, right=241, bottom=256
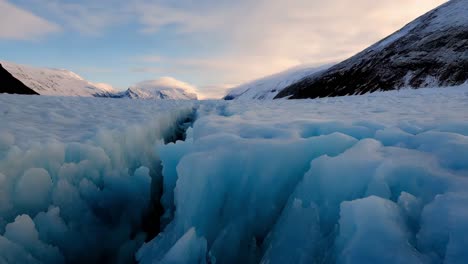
left=0, top=84, right=468, bottom=263
left=139, top=85, right=468, bottom=264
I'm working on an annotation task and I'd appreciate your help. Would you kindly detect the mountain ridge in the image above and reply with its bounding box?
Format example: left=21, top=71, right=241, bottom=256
left=276, top=0, right=468, bottom=99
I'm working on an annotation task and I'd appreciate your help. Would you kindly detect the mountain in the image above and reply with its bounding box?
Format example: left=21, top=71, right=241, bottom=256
left=1, top=61, right=116, bottom=97
left=224, top=65, right=330, bottom=100
left=276, top=0, right=468, bottom=99
left=0, top=63, right=39, bottom=95
left=104, top=78, right=198, bottom=100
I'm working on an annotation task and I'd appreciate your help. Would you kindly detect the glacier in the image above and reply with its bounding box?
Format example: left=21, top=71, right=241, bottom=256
left=0, top=84, right=468, bottom=263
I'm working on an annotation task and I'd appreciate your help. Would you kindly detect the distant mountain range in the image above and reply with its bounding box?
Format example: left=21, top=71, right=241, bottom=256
left=275, top=0, right=468, bottom=99
left=0, top=61, right=198, bottom=100
left=101, top=78, right=198, bottom=100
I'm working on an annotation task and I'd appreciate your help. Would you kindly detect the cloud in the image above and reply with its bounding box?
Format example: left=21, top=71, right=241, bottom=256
left=78, top=67, right=113, bottom=74
left=0, top=0, right=60, bottom=40
left=13, top=0, right=129, bottom=35
left=130, top=76, right=226, bottom=99
left=92, top=82, right=116, bottom=93
left=42, top=1, right=123, bottom=35
left=132, top=77, right=200, bottom=98
left=137, top=55, right=303, bottom=85
left=197, top=83, right=237, bottom=100
left=133, top=77, right=197, bottom=93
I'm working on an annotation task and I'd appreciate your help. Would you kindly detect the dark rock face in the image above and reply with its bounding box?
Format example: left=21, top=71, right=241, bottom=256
left=276, top=0, right=468, bottom=99
left=0, top=63, right=39, bottom=95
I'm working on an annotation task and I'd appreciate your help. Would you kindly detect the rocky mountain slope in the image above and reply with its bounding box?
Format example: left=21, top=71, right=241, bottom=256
left=0, top=63, right=38, bottom=95
left=276, top=0, right=468, bottom=99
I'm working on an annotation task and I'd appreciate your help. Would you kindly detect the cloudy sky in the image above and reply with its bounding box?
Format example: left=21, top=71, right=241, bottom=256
left=0, top=0, right=446, bottom=98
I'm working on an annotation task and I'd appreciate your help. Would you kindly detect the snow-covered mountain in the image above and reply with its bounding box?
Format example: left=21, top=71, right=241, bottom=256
left=106, top=78, right=198, bottom=100
left=223, top=65, right=330, bottom=100
left=276, top=0, right=468, bottom=99
left=1, top=61, right=116, bottom=97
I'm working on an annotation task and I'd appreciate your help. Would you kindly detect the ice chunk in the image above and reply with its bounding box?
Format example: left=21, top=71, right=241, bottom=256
left=418, top=193, right=468, bottom=263
left=297, top=139, right=384, bottom=228
left=159, top=134, right=194, bottom=226
left=412, top=131, right=468, bottom=171
left=33, top=207, right=68, bottom=247
left=374, top=127, right=412, bottom=146
left=260, top=199, right=321, bottom=264
left=397, top=192, right=423, bottom=227
left=0, top=235, right=41, bottom=264
left=336, top=196, right=423, bottom=264
left=14, top=168, right=52, bottom=213
left=0, top=132, right=14, bottom=153
left=160, top=228, right=207, bottom=264
left=138, top=228, right=207, bottom=264
left=0, top=172, right=11, bottom=215
left=299, top=121, right=376, bottom=140
left=4, top=215, right=64, bottom=263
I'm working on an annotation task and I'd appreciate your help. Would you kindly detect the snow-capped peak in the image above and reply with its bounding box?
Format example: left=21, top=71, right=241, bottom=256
left=112, top=77, right=198, bottom=100
left=0, top=60, right=116, bottom=97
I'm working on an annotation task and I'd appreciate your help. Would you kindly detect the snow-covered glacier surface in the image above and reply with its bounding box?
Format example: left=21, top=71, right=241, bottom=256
left=1, top=85, right=468, bottom=263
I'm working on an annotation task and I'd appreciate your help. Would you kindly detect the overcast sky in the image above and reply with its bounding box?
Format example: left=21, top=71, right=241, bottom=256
left=0, top=0, right=447, bottom=98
